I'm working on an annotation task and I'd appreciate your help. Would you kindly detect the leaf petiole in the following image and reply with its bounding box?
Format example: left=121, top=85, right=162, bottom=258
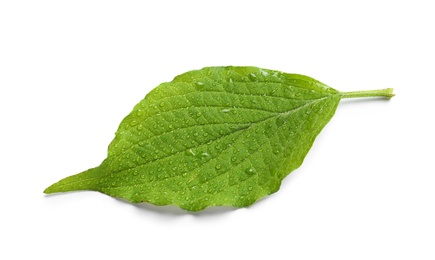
left=341, top=88, right=394, bottom=99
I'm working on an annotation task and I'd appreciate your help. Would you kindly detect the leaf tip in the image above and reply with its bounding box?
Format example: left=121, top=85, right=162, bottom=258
left=43, top=184, right=58, bottom=194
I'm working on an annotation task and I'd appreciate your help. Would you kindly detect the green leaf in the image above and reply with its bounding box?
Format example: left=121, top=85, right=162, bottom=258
left=44, top=66, right=394, bottom=211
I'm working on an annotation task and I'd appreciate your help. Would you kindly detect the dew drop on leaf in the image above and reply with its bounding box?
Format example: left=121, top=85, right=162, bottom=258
left=249, top=73, right=257, bottom=81
left=245, top=167, right=255, bottom=176
left=185, top=149, right=196, bottom=156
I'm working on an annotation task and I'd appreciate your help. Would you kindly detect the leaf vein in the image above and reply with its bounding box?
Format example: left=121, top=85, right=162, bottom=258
left=109, top=97, right=329, bottom=191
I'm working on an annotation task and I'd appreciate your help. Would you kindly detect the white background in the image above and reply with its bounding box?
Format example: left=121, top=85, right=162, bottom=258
left=1, top=0, right=434, bottom=259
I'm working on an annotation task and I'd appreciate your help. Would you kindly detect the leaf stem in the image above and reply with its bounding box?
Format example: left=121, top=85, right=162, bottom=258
left=341, top=88, right=394, bottom=99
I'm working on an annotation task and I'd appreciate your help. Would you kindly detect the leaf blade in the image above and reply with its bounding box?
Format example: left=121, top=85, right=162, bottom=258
left=45, top=66, right=343, bottom=211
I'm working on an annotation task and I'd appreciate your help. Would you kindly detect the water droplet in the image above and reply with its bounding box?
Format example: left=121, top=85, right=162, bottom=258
left=221, top=109, right=230, bottom=113
left=196, top=112, right=202, bottom=117
left=260, top=69, right=269, bottom=77
left=203, top=133, right=208, bottom=137
left=202, top=152, right=210, bottom=157
left=140, top=174, right=145, bottom=179
left=111, top=182, right=116, bottom=186
left=215, top=164, right=222, bottom=170
left=248, top=186, right=253, bottom=191
left=129, top=120, right=138, bottom=126
left=169, top=124, right=173, bottom=129
left=215, top=144, right=222, bottom=150
left=231, top=156, right=237, bottom=162
left=185, top=149, right=196, bottom=156
left=295, top=93, right=301, bottom=97
left=193, top=132, right=199, bottom=137
left=159, top=101, right=165, bottom=107
left=137, top=125, right=143, bottom=131
left=195, top=81, right=205, bottom=89
left=172, top=166, right=177, bottom=171
left=249, top=73, right=257, bottom=81
left=219, top=130, right=224, bottom=135
left=245, top=168, right=255, bottom=175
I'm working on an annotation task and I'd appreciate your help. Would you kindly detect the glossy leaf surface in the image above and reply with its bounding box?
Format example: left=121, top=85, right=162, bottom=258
left=44, top=66, right=393, bottom=211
